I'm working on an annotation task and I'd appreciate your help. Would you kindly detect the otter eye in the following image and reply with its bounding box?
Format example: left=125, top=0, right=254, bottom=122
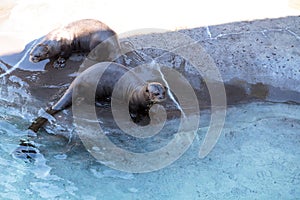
left=42, top=46, right=49, bottom=52
left=154, top=92, right=160, bottom=96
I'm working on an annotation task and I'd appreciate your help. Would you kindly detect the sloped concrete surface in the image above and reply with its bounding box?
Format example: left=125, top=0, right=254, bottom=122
left=122, top=16, right=300, bottom=105
left=0, top=15, right=299, bottom=199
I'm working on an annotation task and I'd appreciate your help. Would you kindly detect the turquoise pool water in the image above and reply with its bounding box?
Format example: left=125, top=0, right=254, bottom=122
left=0, top=72, right=299, bottom=199
left=0, top=14, right=299, bottom=199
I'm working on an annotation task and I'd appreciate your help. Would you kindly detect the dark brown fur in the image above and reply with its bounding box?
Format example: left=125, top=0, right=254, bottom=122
left=29, top=63, right=166, bottom=132
left=29, top=19, right=125, bottom=68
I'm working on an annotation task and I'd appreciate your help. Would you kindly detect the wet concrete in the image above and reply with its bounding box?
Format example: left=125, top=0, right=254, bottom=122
left=124, top=16, right=300, bottom=105
left=0, top=13, right=299, bottom=200
left=0, top=16, right=299, bottom=133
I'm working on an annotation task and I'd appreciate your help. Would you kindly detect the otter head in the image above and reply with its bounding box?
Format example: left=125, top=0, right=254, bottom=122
left=29, top=44, right=51, bottom=63
left=146, top=82, right=167, bottom=103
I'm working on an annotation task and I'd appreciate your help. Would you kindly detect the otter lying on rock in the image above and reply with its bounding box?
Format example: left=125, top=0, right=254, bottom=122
left=29, top=19, right=125, bottom=68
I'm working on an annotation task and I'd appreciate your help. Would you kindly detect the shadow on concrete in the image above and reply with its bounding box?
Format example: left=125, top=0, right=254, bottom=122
left=0, top=16, right=299, bottom=129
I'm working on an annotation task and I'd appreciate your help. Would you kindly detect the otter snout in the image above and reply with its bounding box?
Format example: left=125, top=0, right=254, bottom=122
left=29, top=43, right=50, bottom=63
left=29, top=55, right=40, bottom=63
left=158, top=95, right=166, bottom=101
left=155, top=93, right=166, bottom=102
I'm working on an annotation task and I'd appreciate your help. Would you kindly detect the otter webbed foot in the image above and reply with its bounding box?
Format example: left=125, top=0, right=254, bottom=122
left=53, top=57, right=66, bottom=68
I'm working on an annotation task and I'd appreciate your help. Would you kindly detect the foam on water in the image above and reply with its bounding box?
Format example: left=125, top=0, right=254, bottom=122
left=37, top=108, right=56, bottom=124
left=0, top=86, right=300, bottom=199
left=0, top=16, right=299, bottom=199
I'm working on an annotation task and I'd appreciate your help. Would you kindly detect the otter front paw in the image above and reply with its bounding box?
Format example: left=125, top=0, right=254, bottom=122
left=53, top=57, right=66, bottom=68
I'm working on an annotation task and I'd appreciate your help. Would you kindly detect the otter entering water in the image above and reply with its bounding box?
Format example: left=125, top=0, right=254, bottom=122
left=28, top=63, right=166, bottom=132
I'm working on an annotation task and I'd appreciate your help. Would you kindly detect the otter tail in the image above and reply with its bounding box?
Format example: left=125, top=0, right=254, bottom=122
left=28, top=86, right=73, bottom=132
left=28, top=108, right=60, bottom=132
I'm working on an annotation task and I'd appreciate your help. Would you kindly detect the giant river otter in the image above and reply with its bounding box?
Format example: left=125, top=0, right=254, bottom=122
left=29, top=62, right=167, bottom=132
left=29, top=19, right=125, bottom=68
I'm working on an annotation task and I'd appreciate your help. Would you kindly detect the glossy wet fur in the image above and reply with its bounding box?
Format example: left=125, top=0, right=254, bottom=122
left=29, top=43, right=51, bottom=63
left=28, top=63, right=167, bottom=132
left=147, top=83, right=167, bottom=103
left=29, top=19, right=124, bottom=67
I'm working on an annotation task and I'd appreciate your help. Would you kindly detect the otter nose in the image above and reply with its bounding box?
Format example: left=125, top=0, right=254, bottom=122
left=30, top=56, right=39, bottom=63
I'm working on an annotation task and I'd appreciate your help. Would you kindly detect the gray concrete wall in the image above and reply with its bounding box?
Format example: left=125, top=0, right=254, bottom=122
left=120, top=16, right=300, bottom=105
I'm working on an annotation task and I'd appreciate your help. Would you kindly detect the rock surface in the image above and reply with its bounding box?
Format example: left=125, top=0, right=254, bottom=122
left=0, top=14, right=299, bottom=200
left=121, top=16, right=300, bottom=105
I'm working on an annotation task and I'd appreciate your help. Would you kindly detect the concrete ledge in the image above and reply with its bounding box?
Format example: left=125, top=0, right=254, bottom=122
left=120, top=16, right=300, bottom=104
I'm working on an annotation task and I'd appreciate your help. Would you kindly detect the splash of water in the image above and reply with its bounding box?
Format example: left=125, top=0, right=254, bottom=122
left=150, top=60, right=187, bottom=118
left=38, top=108, right=56, bottom=124
left=0, top=39, right=39, bottom=78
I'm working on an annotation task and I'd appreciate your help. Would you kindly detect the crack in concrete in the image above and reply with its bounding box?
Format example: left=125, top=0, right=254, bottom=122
left=207, top=28, right=285, bottom=40
left=201, top=27, right=300, bottom=42
left=285, top=28, right=300, bottom=40
left=206, top=26, right=213, bottom=39
left=151, top=38, right=199, bottom=62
